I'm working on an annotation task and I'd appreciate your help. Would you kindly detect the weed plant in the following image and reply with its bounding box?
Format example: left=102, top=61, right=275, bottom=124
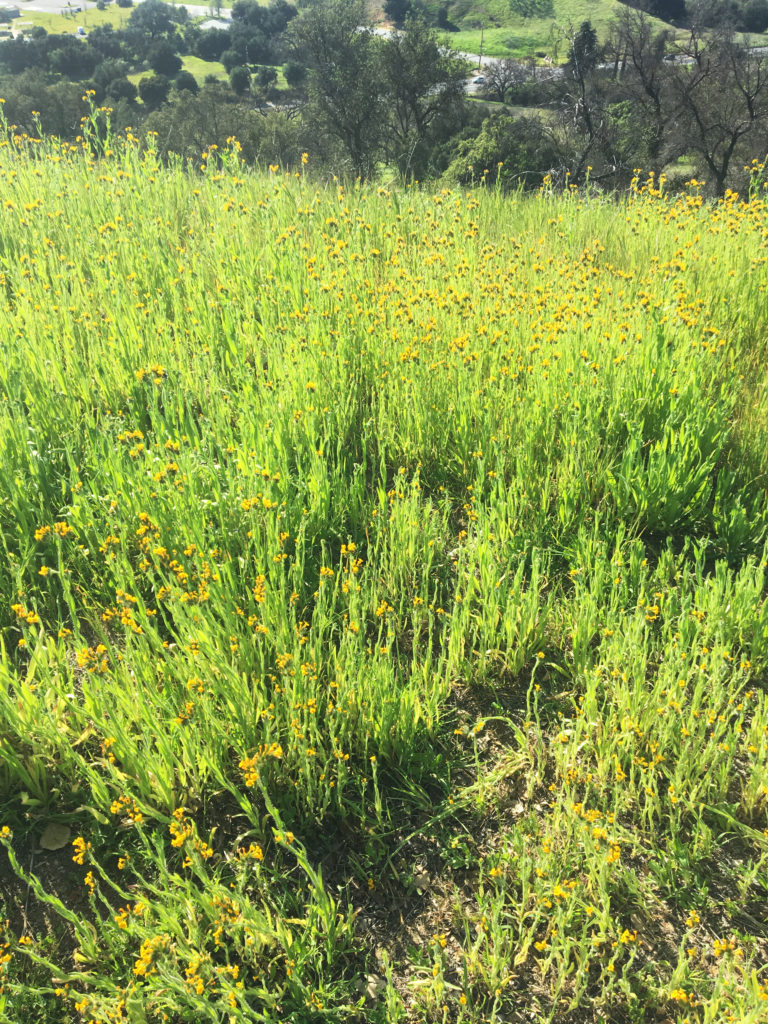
left=0, top=114, right=767, bottom=1022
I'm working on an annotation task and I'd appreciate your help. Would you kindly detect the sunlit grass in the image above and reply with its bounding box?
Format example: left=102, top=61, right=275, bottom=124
left=181, top=53, right=227, bottom=82
left=432, top=0, right=694, bottom=58
left=0, top=117, right=767, bottom=1023
left=14, top=5, right=132, bottom=35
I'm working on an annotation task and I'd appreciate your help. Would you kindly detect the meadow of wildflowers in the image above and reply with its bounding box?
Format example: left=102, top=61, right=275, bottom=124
left=0, top=116, right=767, bottom=1023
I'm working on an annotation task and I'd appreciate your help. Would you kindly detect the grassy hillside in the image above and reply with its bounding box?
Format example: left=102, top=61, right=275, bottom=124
left=1, top=118, right=768, bottom=1023
left=408, top=0, right=677, bottom=57
left=396, top=0, right=767, bottom=57
left=13, top=6, right=133, bottom=35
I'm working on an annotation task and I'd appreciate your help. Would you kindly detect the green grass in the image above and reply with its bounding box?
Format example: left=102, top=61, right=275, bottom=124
left=129, top=59, right=283, bottom=93
left=15, top=5, right=132, bottom=34
left=127, top=62, right=227, bottom=93
left=434, top=0, right=681, bottom=58
left=178, top=56, right=289, bottom=89
left=420, top=0, right=768, bottom=58
left=181, top=54, right=228, bottom=82
left=0, top=117, right=768, bottom=1023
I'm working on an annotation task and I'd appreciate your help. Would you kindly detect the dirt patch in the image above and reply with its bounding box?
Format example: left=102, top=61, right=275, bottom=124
left=0, top=827, right=88, bottom=963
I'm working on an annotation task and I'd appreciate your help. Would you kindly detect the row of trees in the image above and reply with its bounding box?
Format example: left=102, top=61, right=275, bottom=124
left=441, top=7, right=768, bottom=194
left=293, top=0, right=768, bottom=193
left=143, top=5, right=473, bottom=177
left=1, top=0, right=766, bottom=194
left=561, top=10, right=768, bottom=193
left=0, top=0, right=470, bottom=177
left=0, top=0, right=298, bottom=104
left=0, top=1, right=190, bottom=77
left=290, top=0, right=468, bottom=179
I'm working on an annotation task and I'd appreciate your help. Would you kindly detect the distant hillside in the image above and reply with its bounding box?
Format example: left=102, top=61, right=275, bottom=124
left=379, top=0, right=768, bottom=57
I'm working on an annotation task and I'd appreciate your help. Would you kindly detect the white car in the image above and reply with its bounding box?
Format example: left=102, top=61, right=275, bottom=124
left=472, top=76, right=485, bottom=84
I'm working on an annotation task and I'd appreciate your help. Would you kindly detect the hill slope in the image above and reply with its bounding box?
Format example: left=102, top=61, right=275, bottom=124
left=1, top=130, right=768, bottom=1023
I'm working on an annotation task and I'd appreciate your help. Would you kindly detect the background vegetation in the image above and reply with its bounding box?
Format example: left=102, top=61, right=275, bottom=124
left=2, top=0, right=768, bottom=193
